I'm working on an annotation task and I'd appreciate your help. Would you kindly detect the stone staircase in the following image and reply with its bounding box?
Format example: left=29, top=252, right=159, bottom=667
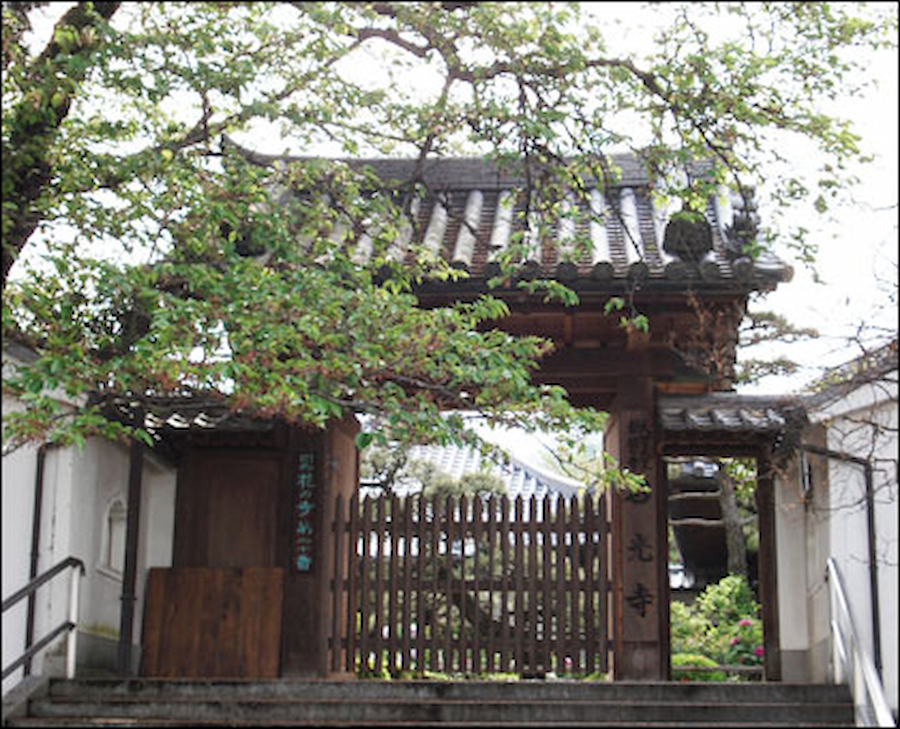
left=4, top=678, right=855, bottom=727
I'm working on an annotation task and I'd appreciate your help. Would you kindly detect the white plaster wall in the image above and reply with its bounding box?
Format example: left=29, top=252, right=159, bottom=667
left=1, top=395, right=40, bottom=695
left=133, top=453, right=177, bottom=645
left=802, top=431, right=833, bottom=684
left=4, top=439, right=178, bottom=688
left=59, top=441, right=177, bottom=665
left=4, top=385, right=177, bottom=694
left=67, top=439, right=133, bottom=637
left=774, top=456, right=810, bottom=681
left=17, top=443, right=78, bottom=684
left=809, top=371, right=898, bottom=713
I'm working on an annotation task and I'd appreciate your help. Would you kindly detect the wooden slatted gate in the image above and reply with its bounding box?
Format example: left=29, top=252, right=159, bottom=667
left=329, top=493, right=610, bottom=676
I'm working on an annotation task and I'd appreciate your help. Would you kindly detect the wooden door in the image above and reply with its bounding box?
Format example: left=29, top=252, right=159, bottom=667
left=142, top=448, right=285, bottom=678
left=172, top=450, right=282, bottom=568
left=140, top=566, right=284, bottom=678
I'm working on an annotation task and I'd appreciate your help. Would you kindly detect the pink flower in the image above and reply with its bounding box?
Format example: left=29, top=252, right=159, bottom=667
left=738, top=619, right=753, bottom=627
left=730, top=637, right=740, bottom=646
left=754, top=646, right=765, bottom=657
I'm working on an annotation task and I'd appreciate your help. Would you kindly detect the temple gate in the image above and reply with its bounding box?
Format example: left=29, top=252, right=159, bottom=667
left=123, top=154, right=794, bottom=680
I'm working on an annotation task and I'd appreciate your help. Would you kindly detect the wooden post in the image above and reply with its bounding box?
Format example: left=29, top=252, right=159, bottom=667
left=606, top=374, right=668, bottom=680
left=281, top=417, right=360, bottom=677
left=118, top=439, right=144, bottom=676
left=756, top=451, right=782, bottom=681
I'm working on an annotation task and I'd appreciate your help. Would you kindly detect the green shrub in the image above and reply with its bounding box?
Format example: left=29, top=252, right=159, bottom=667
left=421, top=670, right=452, bottom=680
left=670, top=600, right=715, bottom=656
left=720, top=617, right=764, bottom=667
left=671, top=653, right=727, bottom=681
left=582, top=670, right=611, bottom=682
left=696, top=574, right=759, bottom=627
left=671, top=576, right=764, bottom=678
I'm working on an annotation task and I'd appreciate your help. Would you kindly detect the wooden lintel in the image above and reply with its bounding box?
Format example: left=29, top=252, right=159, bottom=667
left=538, top=345, right=680, bottom=380
left=536, top=377, right=618, bottom=394
left=660, top=442, right=767, bottom=458
left=655, top=382, right=710, bottom=396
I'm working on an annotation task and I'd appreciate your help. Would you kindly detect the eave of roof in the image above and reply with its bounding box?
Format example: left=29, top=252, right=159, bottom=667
left=658, top=393, right=807, bottom=435
left=225, top=139, right=794, bottom=293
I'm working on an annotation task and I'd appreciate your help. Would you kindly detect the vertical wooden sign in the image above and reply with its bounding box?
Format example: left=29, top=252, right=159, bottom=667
left=293, top=451, right=317, bottom=572
left=608, top=373, right=667, bottom=680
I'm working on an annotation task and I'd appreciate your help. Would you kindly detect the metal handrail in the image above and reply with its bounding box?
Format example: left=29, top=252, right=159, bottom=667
left=2, top=557, right=84, bottom=681
left=826, top=557, right=894, bottom=727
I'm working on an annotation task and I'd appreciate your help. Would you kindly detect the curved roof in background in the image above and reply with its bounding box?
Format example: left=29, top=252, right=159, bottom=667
left=361, top=442, right=584, bottom=502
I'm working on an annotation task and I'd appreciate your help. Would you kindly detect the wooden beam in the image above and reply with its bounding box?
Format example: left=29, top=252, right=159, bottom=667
left=537, top=346, right=680, bottom=378
left=756, top=451, right=782, bottom=682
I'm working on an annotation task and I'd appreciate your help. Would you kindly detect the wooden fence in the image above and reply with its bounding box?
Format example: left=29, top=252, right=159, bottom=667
left=329, top=493, right=610, bottom=676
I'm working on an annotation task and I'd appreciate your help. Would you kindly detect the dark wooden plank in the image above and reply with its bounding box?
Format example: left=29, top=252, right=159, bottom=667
left=757, top=454, right=782, bottom=681
left=444, top=495, right=455, bottom=671
left=471, top=495, right=482, bottom=673
left=240, top=568, right=262, bottom=677
left=416, top=496, right=427, bottom=674
left=240, top=569, right=255, bottom=677
left=198, top=455, right=280, bottom=568
left=583, top=496, right=597, bottom=672
left=598, top=493, right=609, bottom=672
left=218, top=568, right=241, bottom=677
left=165, top=569, right=188, bottom=678
left=432, top=496, right=444, bottom=672
left=201, top=568, right=223, bottom=677
left=331, top=494, right=345, bottom=673
left=458, top=495, right=468, bottom=673
left=374, top=496, right=387, bottom=674
left=401, top=496, right=413, bottom=672
left=486, top=494, right=497, bottom=673
left=540, top=495, right=553, bottom=672
left=499, top=496, right=511, bottom=673
left=514, top=496, right=525, bottom=673
left=346, top=493, right=359, bottom=673
left=256, top=568, right=284, bottom=677
left=359, top=496, right=372, bottom=673
left=142, top=568, right=282, bottom=679
left=568, top=499, right=582, bottom=673
left=555, top=497, right=568, bottom=673
left=139, top=568, right=164, bottom=676
left=387, top=494, right=399, bottom=673
left=184, top=569, right=204, bottom=677
left=174, top=568, right=203, bottom=678
left=527, top=495, right=538, bottom=673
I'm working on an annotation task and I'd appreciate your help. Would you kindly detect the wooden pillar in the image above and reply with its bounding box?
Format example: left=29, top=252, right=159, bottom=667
left=606, top=372, right=669, bottom=680
left=281, top=417, right=359, bottom=677
left=756, top=451, right=782, bottom=681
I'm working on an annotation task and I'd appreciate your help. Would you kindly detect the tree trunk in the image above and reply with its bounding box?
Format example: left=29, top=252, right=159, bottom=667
left=2, top=2, right=121, bottom=286
left=718, top=471, right=748, bottom=577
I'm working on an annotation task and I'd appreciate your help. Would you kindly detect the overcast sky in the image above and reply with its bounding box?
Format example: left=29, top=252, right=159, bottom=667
left=17, top=2, right=899, bottom=466
left=589, top=3, right=898, bottom=395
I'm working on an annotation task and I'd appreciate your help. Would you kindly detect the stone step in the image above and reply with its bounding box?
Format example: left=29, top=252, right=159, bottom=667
left=5, top=679, right=854, bottom=728
left=1, top=717, right=854, bottom=729
left=24, top=697, right=855, bottom=725
left=46, top=678, right=853, bottom=704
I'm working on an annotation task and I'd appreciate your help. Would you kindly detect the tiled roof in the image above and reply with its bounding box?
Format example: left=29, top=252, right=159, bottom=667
left=225, top=139, right=794, bottom=290
left=361, top=443, right=583, bottom=504
left=323, top=158, right=792, bottom=286
left=658, top=393, right=807, bottom=434
left=804, top=339, right=899, bottom=409
left=98, top=394, right=277, bottom=435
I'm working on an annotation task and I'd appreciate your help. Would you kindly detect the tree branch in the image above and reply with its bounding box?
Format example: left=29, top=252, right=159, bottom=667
left=2, top=1, right=121, bottom=285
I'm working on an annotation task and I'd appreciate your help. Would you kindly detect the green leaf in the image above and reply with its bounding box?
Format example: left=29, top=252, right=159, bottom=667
left=355, top=432, right=376, bottom=450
